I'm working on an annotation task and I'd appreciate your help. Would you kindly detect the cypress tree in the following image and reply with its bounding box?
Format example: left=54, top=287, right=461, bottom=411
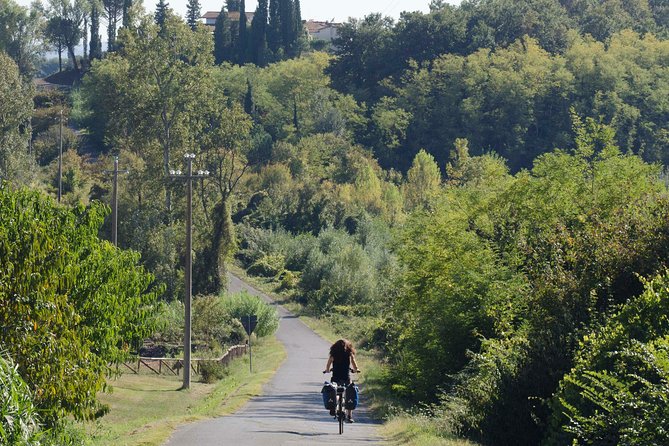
left=268, top=0, right=281, bottom=56
left=155, top=0, right=169, bottom=30
left=279, top=0, right=294, bottom=56
left=244, top=79, right=255, bottom=117
left=186, top=0, right=201, bottom=30
left=90, top=3, right=102, bottom=60
left=213, top=6, right=232, bottom=64
left=292, top=0, right=303, bottom=57
left=226, top=0, right=240, bottom=12
left=250, top=0, right=268, bottom=66
left=237, top=0, right=248, bottom=64
left=122, top=0, right=132, bottom=28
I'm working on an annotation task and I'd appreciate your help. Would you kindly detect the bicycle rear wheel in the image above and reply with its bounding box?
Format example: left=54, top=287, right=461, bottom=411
left=339, top=412, right=344, bottom=434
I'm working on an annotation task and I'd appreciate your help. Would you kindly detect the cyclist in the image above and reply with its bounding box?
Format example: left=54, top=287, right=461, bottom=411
left=323, top=339, right=360, bottom=422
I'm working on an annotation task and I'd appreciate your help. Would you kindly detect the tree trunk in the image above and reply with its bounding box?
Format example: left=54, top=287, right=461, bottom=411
left=83, top=17, right=88, bottom=61
left=58, top=41, right=63, bottom=72
left=67, top=44, right=79, bottom=72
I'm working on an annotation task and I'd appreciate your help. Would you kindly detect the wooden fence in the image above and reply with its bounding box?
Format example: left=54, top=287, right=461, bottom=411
left=122, top=344, right=248, bottom=376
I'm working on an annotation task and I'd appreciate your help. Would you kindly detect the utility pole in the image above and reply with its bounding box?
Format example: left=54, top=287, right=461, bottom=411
left=104, top=156, right=129, bottom=246
left=58, top=109, right=63, bottom=202
left=169, top=154, right=209, bottom=390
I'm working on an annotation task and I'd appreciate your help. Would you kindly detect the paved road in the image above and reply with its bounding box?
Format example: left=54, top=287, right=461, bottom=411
left=164, top=274, right=382, bottom=445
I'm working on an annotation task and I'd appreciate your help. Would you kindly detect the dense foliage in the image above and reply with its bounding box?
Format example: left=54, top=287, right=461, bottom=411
left=4, top=0, right=669, bottom=442
left=0, top=353, right=41, bottom=445
left=0, top=184, right=162, bottom=424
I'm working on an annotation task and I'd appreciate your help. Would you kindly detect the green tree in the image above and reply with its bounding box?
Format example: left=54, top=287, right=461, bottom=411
left=213, top=6, right=232, bottom=64
left=186, top=0, right=200, bottom=30
left=404, top=149, right=441, bottom=211
left=154, top=0, right=169, bottom=29
left=103, top=0, right=124, bottom=51
left=237, top=0, right=248, bottom=63
left=0, top=0, right=43, bottom=76
left=268, top=0, right=281, bottom=57
left=89, top=0, right=102, bottom=59
left=0, top=53, right=34, bottom=186
left=250, top=0, right=268, bottom=65
left=0, top=184, right=162, bottom=424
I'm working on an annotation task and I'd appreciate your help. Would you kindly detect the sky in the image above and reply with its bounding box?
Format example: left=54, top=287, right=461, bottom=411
left=14, top=0, right=438, bottom=22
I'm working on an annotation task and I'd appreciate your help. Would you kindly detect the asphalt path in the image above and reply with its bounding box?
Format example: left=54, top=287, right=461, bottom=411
left=163, top=274, right=382, bottom=445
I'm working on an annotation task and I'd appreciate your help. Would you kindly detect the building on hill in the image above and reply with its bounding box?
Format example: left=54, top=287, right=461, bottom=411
left=304, top=20, right=340, bottom=41
left=201, top=10, right=255, bottom=31
left=201, top=11, right=340, bottom=41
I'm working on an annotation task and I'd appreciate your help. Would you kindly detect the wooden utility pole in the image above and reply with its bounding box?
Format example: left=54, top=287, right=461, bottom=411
left=169, top=154, right=208, bottom=390
left=104, top=156, right=129, bottom=246
left=58, top=109, right=63, bottom=202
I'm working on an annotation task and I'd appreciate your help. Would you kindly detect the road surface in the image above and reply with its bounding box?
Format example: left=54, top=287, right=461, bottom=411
left=163, top=274, right=382, bottom=445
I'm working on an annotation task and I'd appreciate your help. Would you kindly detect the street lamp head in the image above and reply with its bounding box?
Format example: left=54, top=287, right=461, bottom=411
left=169, top=169, right=175, bottom=175
left=176, top=170, right=182, bottom=175
left=185, top=153, right=196, bottom=159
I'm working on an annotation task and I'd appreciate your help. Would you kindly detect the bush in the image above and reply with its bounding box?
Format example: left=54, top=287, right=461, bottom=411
left=192, top=296, right=246, bottom=352
left=546, top=271, right=669, bottom=445
left=199, top=361, right=229, bottom=384
left=0, top=353, right=41, bottom=445
left=247, top=253, right=286, bottom=277
left=220, top=291, right=279, bottom=338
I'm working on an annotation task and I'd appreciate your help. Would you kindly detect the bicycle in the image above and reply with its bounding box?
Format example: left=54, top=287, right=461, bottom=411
left=323, top=369, right=359, bottom=434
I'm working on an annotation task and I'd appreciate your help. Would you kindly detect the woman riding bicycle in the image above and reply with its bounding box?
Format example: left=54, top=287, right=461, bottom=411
left=323, top=339, right=360, bottom=422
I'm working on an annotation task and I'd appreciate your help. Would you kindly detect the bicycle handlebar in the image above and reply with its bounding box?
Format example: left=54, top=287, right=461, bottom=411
left=322, top=368, right=360, bottom=374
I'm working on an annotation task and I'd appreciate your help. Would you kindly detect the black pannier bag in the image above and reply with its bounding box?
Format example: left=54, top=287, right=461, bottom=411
left=344, top=383, right=359, bottom=410
left=321, top=382, right=337, bottom=410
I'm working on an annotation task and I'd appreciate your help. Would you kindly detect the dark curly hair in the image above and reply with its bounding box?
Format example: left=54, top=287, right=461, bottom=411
left=329, top=339, right=355, bottom=362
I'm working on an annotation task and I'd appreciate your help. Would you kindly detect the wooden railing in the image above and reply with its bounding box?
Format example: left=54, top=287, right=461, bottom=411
left=123, top=344, right=248, bottom=376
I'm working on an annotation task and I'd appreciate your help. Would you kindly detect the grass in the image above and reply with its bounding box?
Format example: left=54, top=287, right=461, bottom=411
left=84, top=336, right=285, bottom=446
left=382, top=416, right=478, bottom=446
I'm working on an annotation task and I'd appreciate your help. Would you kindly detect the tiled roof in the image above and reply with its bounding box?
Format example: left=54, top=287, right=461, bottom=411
left=202, top=11, right=255, bottom=21
left=305, top=20, right=341, bottom=34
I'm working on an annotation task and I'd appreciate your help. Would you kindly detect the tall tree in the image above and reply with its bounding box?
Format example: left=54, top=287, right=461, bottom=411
left=154, top=0, right=169, bottom=29
left=213, top=6, right=232, bottom=64
left=46, top=0, right=85, bottom=72
left=122, top=0, right=132, bottom=27
left=89, top=0, right=102, bottom=59
left=45, top=16, right=65, bottom=72
left=0, top=0, right=42, bottom=77
left=0, top=52, right=33, bottom=184
left=102, top=0, right=123, bottom=51
left=292, top=0, right=303, bottom=56
left=237, top=0, right=248, bottom=63
left=226, top=0, right=240, bottom=12
left=186, top=0, right=201, bottom=30
left=268, top=0, right=281, bottom=56
left=279, top=0, right=294, bottom=56
left=250, top=0, right=268, bottom=65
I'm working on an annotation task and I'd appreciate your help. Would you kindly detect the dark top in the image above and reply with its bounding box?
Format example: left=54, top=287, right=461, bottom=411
left=331, top=352, right=351, bottom=385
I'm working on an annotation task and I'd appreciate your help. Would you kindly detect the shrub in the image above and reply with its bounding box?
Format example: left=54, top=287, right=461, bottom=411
left=193, top=296, right=246, bottom=351
left=247, top=253, right=286, bottom=277
left=199, top=361, right=229, bottom=384
left=220, top=292, right=279, bottom=338
left=1, top=353, right=41, bottom=445
left=546, top=271, right=669, bottom=445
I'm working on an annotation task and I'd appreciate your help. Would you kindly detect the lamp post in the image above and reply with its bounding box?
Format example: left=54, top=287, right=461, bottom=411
left=169, top=153, right=209, bottom=390
left=103, top=156, right=129, bottom=246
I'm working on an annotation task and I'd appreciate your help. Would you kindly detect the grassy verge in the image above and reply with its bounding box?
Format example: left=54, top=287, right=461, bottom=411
left=84, top=336, right=285, bottom=446
left=382, top=416, right=477, bottom=446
